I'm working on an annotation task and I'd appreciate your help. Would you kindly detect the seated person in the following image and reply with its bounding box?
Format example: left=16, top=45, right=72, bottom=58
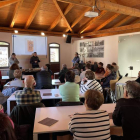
left=15, top=75, right=41, bottom=105
left=80, top=63, right=91, bottom=81
left=9, top=69, right=24, bottom=87
left=72, top=63, right=80, bottom=75
left=135, top=71, right=140, bottom=83
left=0, top=113, right=16, bottom=140
left=35, top=66, right=53, bottom=89
left=95, top=62, right=105, bottom=74
left=59, top=64, right=68, bottom=83
left=59, top=71, right=80, bottom=102
left=46, top=64, right=53, bottom=76
left=104, top=64, right=112, bottom=77
left=112, top=81, right=140, bottom=140
left=112, top=62, right=119, bottom=72
left=8, top=63, right=20, bottom=79
left=102, top=65, right=116, bottom=88
left=69, top=89, right=110, bottom=140
left=80, top=71, right=103, bottom=94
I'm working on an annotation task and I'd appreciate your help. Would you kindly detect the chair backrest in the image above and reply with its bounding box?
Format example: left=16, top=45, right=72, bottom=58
left=56, top=101, right=83, bottom=106
left=110, top=79, right=118, bottom=92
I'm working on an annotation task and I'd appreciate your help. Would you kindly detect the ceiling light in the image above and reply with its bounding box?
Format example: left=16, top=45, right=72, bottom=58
left=41, top=32, right=45, bottom=36
left=63, top=34, right=66, bottom=37
left=81, top=36, right=84, bottom=39
left=85, top=6, right=98, bottom=18
left=14, top=30, right=18, bottom=33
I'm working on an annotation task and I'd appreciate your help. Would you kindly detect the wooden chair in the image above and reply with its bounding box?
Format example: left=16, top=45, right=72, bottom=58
left=110, top=79, right=118, bottom=93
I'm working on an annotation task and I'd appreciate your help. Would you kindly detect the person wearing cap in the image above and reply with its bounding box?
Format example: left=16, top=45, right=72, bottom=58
left=95, top=62, right=105, bottom=74
left=72, top=52, right=80, bottom=66
left=8, top=53, right=19, bottom=67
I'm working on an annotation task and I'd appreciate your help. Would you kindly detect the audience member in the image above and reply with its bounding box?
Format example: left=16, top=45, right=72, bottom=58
left=102, top=65, right=116, bottom=88
left=9, top=69, right=24, bottom=87
left=104, top=64, right=112, bottom=77
left=135, top=71, right=140, bottom=83
left=95, top=62, right=105, bottom=74
left=69, top=90, right=110, bottom=140
left=30, top=52, right=40, bottom=68
left=72, top=63, right=80, bottom=75
left=112, top=62, right=119, bottom=72
left=80, top=63, right=91, bottom=81
left=15, top=75, right=41, bottom=105
left=0, top=113, right=16, bottom=140
left=112, top=81, right=140, bottom=140
left=35, top=66, right=53, bottom=89
left=8, top=53, right=19, bottom=67
left=46, top=64, right=53, bottom=76
left=59, top=64, right=68, bottom=83
left=59, top=71, right=80, bottom=102
left=80, top=71, right=103, bottom=94
left=91, top=62, right=98, bottom=72
left=8, top=63, right=19, bottom=79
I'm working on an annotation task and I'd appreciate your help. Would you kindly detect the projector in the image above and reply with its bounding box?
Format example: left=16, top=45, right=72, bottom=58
left=85, top=11, right=99, bottom=18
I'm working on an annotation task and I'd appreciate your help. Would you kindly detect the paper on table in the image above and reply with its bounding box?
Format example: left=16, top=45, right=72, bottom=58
left=43, top=93, right=52, bottom=96
left=38, top=117, right=58, bottom=126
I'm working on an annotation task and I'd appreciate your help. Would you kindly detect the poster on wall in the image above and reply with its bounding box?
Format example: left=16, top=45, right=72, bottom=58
left=0, top=47, right=8, bottom=67
left=25, top=38, right=36, bottom=54
left=79, top=40, right=104, bottom=58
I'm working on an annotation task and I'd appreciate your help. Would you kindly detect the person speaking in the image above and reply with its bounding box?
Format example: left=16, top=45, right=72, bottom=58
left=72, top=52, right=80, bottom=65
left=30, top=52, right=40, bottom=68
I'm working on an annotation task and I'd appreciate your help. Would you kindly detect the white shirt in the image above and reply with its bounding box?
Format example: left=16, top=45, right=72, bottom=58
left=80, top=69, right=91, bottom=81
left=10, top=79, right=24, bottom=87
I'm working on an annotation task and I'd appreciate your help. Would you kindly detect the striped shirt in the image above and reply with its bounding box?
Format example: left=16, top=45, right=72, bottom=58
left=80, top=79, right=103, bottom=94
left=69, top=110, right=111, bottom=140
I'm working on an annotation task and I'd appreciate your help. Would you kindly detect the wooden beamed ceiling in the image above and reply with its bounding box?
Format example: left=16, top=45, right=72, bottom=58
left=0, top=0, right=140, bottom=38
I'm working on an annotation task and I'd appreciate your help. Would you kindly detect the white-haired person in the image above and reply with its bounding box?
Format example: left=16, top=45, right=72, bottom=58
left=15, top=75, right=41, bottom=105
left=9, top=69, right=24, bottom=87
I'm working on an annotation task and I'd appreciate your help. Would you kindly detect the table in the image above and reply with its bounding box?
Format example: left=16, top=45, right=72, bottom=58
left=115, top=77, right=137, bottom=99
left=54, top=72, right=59, bottom=79
left=7, top=89, right=84, bottom=115
left=52, top=79, right=62, bottom=89
left=2, top=76, right=9, bottom=80
left=33, top=104, right=122, bottom=140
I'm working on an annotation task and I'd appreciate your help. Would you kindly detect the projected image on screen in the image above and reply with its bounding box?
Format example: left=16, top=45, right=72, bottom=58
left=0, top=47, right=8, bottom=67
left=13, top=35, right=47, bottom=55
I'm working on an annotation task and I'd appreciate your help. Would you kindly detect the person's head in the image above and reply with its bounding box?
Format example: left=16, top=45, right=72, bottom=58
left=11, top=53, right=16, bottom=59
left=65, top=71, right=75, bottom=82
left=62, top=64, right=67, bottom=69
left=46, top=64, right=51, bottom=70
left=85, top=71, right=95, bottom=80
left=74, top=63, right=79, bottom=69
left=41, top=66, right=48, bottom=71
left=85, top=63, right=91, bottom=70
left=98, top=62, right=103, bottom=68
left=10, top=63, right=19, bottom=70
left=112, top=62, right=117, bottom=66
left=24, top=75, right=36, bottom=89
left=33, top=52, right=37, bottom=57
left=106, top=64, right=112, bottom=69
left=124, top=81, right=140, bottom=98
left=85, top=90, right=104, bottom=110
left=75, top=52, right=78, bottom=57
left=0, top=113, right=16, bottom=140
left=13, top=69, right=22, bottom=79
left=106, top=65, right=114, bottom=74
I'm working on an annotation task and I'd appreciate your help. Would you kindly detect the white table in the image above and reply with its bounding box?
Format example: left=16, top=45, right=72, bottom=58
left=33, top=104, right=122, bottom=140
left=52, top=79, right=62, bottom=89
left=54, top=72, right=59, bottom=79
left=2, top=76, right=9, bottom=80
left=7, top=89, right=84, bottom=115
left=115, top=77, right=137, bottom=99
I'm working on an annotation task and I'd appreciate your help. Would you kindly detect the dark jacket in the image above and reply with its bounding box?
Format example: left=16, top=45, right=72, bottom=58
left=102, top=72, right=116, bottom=88
left=113, top=98, right=140, bottom=140
left=30, top=56, right=40, bottom=68
left=35, top=71, right=53, bottom=89
left=96, top=67, right=105, bottom=74
left=136, top=77, right=140, bottom=84
left=59, top=68, right=68, bottom=83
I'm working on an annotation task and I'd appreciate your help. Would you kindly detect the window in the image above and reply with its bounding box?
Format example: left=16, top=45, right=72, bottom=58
left=0, top=41, right=10, bottom=68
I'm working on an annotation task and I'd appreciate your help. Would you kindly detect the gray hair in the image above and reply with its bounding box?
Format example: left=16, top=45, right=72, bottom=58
left=125, top=81, right=140, bottom=98
left=41, top=66, right=48, bottom=71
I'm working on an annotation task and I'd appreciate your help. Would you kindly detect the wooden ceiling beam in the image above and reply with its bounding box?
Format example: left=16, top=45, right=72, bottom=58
left=0, top=0, right=19, bottom=8
left=93, top=13, right=120, bottom=31
left=130, top=18, right=140, bottom=24
left=57, top=0, right=140, bottom=18
left=48, top=3, right=74, bottom=31
left=113, top=16, right=132, bottom=28
left=24, top=0, right=44, bottom=29
left=10, top=0, right=24, bottom=28
left=82, top=23, right=140, bottom=36
left=53, top=0, right=73, bottom=33
left=78, top=11, right=108, bottom=34
left=0, top=27, right=78, bottom=37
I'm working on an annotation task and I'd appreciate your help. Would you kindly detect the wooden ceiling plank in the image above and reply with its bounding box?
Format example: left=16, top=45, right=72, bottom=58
left=48, top=3, right=74, bottom=31
left=112, top=16, right=132, bottom=28
left=24, top=0, right=44, bottom=29
left=0, top=0, right=19, bottom=8
left=78, top=10, right=108, bottom=34
left=10, top=0, right=24, bottom=28
left=130, top=18, right=140, bottom=24
left=53, top=0, right=73, bottom=33
left=93, top=13, right=120, bottom=31
left=82, top=22, right=140, bottom=36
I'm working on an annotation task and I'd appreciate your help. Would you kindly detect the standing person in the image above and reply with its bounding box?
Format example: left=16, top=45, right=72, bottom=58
left=72, top=52, right=80, bottom=65
left=8, top=53, right=19, bottom=67
left=30, top=52, right=40, bottom=68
